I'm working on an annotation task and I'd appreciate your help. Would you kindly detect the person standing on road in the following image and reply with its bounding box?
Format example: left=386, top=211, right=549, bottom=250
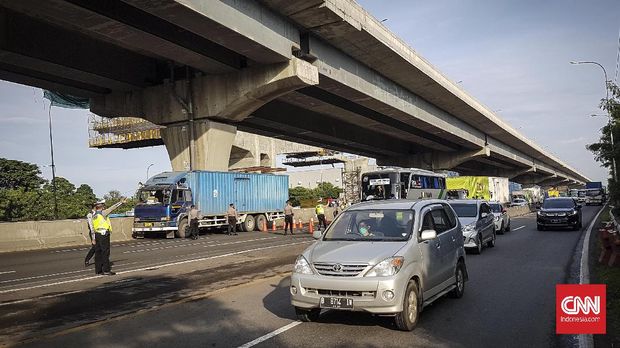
left=226, top=203, right=238, bottom=236
left=316, top=200, right=327, bottom=230
left=332, top=206, right=339, bottom=220
left=189, top=205, right=200, bottom=240
left=92, top=198, right=126, bottom=275
left=84, top=203, right=97, bottom=267
left=284, top=200, right=294, bottom=235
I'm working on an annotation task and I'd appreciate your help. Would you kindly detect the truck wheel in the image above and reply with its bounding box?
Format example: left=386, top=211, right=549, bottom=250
left=176, top=218, right=188, bottom=238
left=254, top=214, right=267, bottom=231
left=242, top=215, right=255, bottom=232
left=395, top=280, right=420, bottom=331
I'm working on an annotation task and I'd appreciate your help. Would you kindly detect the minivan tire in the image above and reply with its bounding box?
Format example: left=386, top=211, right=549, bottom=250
left=497, top=222, right=505, bottom=235
left=395, top=280, right=420, bottom=331
left=449, top=263, right=466, bottom=298
left=295, top=307, right=320, bottom=322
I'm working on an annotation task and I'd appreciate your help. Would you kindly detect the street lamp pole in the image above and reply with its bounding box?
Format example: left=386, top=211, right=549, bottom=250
left=146, top=163, right=154, bottom=181
left=571, top=61, right=616, bottom=182
left=47, top=105, right=58, bottom=220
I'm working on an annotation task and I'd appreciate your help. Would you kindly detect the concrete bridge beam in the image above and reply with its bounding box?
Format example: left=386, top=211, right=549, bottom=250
left=91, top=57, right=319, bottom=171
left=379, top=147, right=491, bottom=171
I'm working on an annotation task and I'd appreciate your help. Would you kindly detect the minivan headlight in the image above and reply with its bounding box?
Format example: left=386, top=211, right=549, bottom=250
left=365, top=257, right=404, bottom=277
left=293, top=255, right=314, bottom=275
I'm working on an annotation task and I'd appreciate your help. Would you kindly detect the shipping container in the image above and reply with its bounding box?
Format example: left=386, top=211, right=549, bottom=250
left=133, top=171, right=288, bottom=238
left=586, top=181, right=603, bottom=189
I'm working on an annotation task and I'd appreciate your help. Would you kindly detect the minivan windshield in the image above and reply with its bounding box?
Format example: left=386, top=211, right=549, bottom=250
left=449, top=203, right=477, bottom=217
left=542, top=199, right=575, bottom=209
left=323, top=209, right=414, bottom=242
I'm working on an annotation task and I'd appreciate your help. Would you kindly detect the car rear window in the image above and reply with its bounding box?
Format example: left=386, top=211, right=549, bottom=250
left=449, top=203, right=477, bottom=217
left=489, top=204, right=502, bottom=213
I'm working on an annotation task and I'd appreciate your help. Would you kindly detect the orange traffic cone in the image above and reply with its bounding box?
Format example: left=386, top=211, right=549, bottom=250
left=272, top=220, right=277, bottom=232
left=295, top=219, right=300, bottom=231
left=309, top=218, right=314, bottom=234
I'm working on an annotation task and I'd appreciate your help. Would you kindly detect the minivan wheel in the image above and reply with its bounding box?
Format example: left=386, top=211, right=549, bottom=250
left=449, top=263, right=466, bottom=298
left=505, top=221, right=511, bottom=232
left=487, top=231, right=496, bottom=248
left=295, top=307, right=320, bottom=322
left=395, top=280, right=420, bottom=331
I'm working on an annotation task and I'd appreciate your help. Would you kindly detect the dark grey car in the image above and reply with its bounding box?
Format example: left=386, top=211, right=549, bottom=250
left=448, top=200, right=496, bottom=254
left=291, top=199, right=468, bottom=331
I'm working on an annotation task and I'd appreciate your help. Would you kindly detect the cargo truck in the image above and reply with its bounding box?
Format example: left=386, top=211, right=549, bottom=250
left=446, top=176, right=510, bottom=203
left=132, top=171, right=288, bottom=238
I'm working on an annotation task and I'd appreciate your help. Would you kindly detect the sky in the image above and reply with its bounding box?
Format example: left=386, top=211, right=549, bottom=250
left=0, top=0, right=619, bottom=196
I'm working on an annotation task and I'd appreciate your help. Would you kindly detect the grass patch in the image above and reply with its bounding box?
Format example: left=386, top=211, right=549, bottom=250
left=592, top=206, right=620, bottom=347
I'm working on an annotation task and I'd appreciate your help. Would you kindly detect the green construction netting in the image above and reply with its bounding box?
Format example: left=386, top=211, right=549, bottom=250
left=43, top=90, right=89, bottom=109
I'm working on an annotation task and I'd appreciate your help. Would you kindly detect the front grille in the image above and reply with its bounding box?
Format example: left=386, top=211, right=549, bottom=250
left=313, top=262, right=368, bottom=277
left=306, top=288, right=376, bottom=298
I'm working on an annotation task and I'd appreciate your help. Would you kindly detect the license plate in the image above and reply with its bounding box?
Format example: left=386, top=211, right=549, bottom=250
left=144, top=222, right=153, bottom=227
left=551, top=219, right=560, bottom=223
left=320, top=297, right=353, bottom=309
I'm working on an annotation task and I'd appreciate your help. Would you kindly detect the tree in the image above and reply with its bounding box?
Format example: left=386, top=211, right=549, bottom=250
left=104, top=190, right=136, bottom=213
left=314, top=182, right=343, bottom=200
left=587, top=82, right=620, bottom=204
left=0, top=158, right=45, bottom=190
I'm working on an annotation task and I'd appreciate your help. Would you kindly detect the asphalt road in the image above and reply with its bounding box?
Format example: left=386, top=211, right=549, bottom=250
left=0, top=206, right=601, bottom=347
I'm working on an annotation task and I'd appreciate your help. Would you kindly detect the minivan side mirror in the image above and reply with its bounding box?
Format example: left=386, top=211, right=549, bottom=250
left=312, top=230, right=323, bottom=240
left=420, top=229, right=437, bottom=241
left=480, top=212, right=488, bottom=219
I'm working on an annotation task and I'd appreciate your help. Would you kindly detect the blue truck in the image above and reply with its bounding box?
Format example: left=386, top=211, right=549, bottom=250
left=132, top=171, right=288, bottom=238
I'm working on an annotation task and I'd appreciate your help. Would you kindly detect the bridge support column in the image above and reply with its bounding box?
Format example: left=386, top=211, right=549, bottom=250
left=161, top=120, right=237, bottom=171
left=90, top=57, right=319, bottom=170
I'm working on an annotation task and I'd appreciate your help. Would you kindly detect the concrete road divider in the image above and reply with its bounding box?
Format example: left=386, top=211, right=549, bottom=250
left=0, top=217, right=134, bottom=253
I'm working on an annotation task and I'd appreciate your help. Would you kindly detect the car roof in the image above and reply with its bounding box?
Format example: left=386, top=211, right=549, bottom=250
left=349, top=199, right=447, bottom=211
left=447, top=199, right=486, bottom=204
left=545, top=197, right=573, bottom=200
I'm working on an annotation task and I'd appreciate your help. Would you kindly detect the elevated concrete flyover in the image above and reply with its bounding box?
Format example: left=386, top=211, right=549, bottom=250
left=0, top=0, right=589, bottom=184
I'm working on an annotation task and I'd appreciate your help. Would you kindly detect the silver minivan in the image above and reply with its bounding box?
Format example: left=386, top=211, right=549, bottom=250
left=448, top=199, right=496, bottom=254
left=290, top=200, right=468, bottom=331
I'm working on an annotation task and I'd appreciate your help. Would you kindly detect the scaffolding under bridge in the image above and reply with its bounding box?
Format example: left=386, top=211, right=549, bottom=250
left=88, top=115, right=164, bottom=149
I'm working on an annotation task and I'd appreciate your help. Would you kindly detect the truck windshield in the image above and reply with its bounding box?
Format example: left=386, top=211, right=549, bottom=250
left=138, top=189, right=171, bottom=205
left=449, top=203, right=478, bottom=217
left=323, top=209, right=414, bottom=242
left=361, top=173, right=394, bottom=200
left=586, top=190, right=601, bottom=197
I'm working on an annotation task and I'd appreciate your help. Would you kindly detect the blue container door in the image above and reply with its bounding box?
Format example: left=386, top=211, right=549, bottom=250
left=234, top=178, right=250, bottom=211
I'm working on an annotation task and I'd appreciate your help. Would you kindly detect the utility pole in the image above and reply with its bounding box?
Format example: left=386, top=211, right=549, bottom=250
left=571, top=61, right=616, bottom=182
left=47, top=104, right=58, bottom=219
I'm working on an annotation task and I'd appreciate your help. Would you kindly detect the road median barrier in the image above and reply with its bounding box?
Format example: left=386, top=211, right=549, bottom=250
left=0, top=217, right=134, bottom=253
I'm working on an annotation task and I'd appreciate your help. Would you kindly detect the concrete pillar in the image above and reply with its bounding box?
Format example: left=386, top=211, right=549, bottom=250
left=90, top=57, right=318, bottom=172
left=161, top=120, right=236, bottom=171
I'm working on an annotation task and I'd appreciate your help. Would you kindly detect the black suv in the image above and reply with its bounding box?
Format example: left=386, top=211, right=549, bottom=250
left=536, top=197, right=582, bottom=231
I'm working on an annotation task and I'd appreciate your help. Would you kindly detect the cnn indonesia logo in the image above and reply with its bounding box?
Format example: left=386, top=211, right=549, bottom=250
left=556, top=284, right=606, bottom=334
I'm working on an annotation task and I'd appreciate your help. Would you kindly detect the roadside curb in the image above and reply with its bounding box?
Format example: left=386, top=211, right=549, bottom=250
left=577, top=204, right=606, bottom=348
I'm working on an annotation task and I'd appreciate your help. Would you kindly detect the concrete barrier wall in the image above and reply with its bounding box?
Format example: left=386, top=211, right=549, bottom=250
left=0, top=217, right=134, bottom=253
left=506, top=205, right=533, bottom=217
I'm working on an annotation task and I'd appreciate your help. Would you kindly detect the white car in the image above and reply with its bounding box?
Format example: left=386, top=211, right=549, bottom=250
left=489, top=202, right=510, bottom=234
left=510, top=198, right=528, bottom=207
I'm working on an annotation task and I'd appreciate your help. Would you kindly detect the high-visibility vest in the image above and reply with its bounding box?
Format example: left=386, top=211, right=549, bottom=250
left=315, top=204, right=325, bottom=215
left=92, top=213, right=112, bottom=234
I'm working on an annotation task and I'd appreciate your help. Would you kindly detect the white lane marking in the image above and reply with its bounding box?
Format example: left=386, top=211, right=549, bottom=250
left=121, top=237, right=278, bottom=254
left=0, top=271, right=16, bottom=275
left=0, top=241, right=312, bottom=294
left=580, top=205, right=605, bottom=284
left=237, top=321, right=302, bottom=348
left=513, top=226, right=525, bottom=231
left=0, top=261, right=144, bottom=285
